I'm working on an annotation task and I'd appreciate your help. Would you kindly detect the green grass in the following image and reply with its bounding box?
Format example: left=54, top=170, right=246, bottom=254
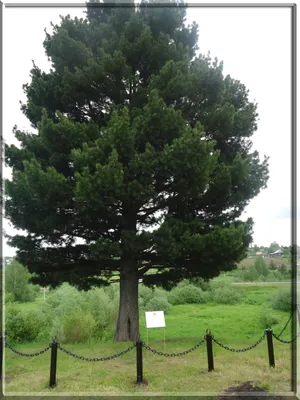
left=11, top=295, right=45, bottom=313
left=4, top=284, right=295, bottom=395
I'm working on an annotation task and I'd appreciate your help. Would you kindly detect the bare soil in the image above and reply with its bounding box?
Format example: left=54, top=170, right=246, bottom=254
left=216, top=381, right=293, bottom=400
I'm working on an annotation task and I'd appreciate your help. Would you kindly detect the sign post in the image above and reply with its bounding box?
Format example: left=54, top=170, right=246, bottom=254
left=145, top=311, right=166, bottom=352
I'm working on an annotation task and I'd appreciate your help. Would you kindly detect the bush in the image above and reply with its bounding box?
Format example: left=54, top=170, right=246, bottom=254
left=138, top=285, right=154, bottom=305
left=272, top=287, right=292, bottom=312
left=210, top=285, right=243, bottom=304
left=61, top=310, right=96, bottom=343
left=138, top=297, right=145, bottom=309
left=189, top=277, right=210, bottom=291
left=5, top=292, right=15, bottom=304
left=176, top=279, right=191, bottom=289
left=209, top=275, right=235, bottom=288
left=258, top=307, right=281, bottom=329
left=41, top=284, right=119, bottom=343
left=5, top=308, right=47, bottom=342
left=265, top=271, right=277, bottom=282
left=153, top=287, right=168, bottom=299
left=5, top=259, right=40, bottom=302
left=168, top=284, right=207, bottom=305
left=104, top=284, right=119, bottom=301
left=144, top=297, right=171, bottom=314
left=254, top=257, right=269, bottom=277
left=243, top=266, right=259, bottom=282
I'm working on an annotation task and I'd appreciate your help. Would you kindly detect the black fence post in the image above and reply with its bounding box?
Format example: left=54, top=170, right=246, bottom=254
left=49, top=337, right=58, bottom=388
left=136, top=337, right=143, bottom=384
left=206, top=330, right=214, bottom=372
left=266, top=329, right=275, bottom=367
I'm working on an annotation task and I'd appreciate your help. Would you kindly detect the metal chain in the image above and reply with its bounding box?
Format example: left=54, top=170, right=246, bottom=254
left=272, top=331, right=300, bottom=344
left=142, top=337, right=206, bottom=357
left=57, top=343, right=136, bottom=361
left=211, top=332, right=266, bottom=352
left=273, top=307, right=297, bottom=338
left=276, top=312, right=293, bottom=337
left=4, top=339, right=51, bottom=357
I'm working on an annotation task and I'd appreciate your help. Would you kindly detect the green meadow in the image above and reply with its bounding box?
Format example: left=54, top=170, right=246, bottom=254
left=4, top=284, right=294, bottom=396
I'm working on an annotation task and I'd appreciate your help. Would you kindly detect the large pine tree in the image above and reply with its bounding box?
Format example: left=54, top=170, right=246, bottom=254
left=5, top=0, right=269, bottom=341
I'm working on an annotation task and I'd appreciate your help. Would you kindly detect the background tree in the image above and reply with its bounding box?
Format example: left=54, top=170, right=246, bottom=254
left=4, top=0, right=269, bottom=341
left=268, top=241, right=280, bottom=253
left=5, top=258, right=40, bottom=302
left=253, top=257, right=269, bottom=278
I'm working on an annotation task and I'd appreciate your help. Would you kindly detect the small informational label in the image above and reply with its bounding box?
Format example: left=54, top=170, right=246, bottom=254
left=145, top=311, right=166, bottom=328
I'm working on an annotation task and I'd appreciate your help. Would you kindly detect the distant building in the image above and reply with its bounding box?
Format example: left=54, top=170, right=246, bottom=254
left=268, top=249, right=283, bottom=257
left=255, top=252, right=264, bottom=256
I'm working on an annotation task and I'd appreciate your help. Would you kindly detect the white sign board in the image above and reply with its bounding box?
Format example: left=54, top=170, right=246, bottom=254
left=145, top=311, right=166, bottom=328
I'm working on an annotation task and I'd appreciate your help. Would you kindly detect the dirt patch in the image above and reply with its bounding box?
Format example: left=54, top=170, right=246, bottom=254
left=216, top=381, right=290, bottom=400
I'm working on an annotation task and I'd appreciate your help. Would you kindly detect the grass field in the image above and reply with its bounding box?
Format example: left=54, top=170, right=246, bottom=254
left=237, top=257, right=290, bottom=269
left=3, top=284, right=295, bottom=396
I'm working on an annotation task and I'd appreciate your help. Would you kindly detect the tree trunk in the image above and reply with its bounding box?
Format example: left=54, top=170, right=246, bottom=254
left=114, top=263, right=139, bottom=341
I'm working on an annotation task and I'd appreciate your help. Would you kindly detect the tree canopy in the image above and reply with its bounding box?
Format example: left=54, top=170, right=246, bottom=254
left=5, top=0, right=269, bottom=340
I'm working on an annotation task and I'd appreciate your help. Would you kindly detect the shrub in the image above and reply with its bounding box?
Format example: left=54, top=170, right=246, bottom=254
left=61, top=311, right=97, bottom=343
left=153, top=287, right=168, bottom=299
left=176, top=279, right=191, bottom=289
left=254, top=257, right=269, bottom=277
left=82, top=288, right=119, bottom=340
left=41, top=284, right=119, bottom=343
left=258, top=307, right=281, bottom=329
left=210, top=286, right=243, bottom=304
left=5, top=308, right=47, bottom=342
left=144, top=297, right=171, bottom=314
left=5, top=259, right=40, bottom=302
left=189, top=277, right=210, bottom=291
left=272, top=287, right=292, bottom=312
left=265, top=271, right=277, bottom=282
left=138, top=297, right=145, bottom=309
left=243, top=266, right=259, bottom=282
left=5, top=292, right=15, bottom=304
left=138, top=285, right=153, bottom=305
left=104, top=284, right=119, bottom=301
left=168, top=284, right=207, bottom=305
left=209, top=275, right=235, bottom=288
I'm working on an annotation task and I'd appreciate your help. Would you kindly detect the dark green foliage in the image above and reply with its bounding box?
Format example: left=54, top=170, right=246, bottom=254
left=5, top=0, right=269, bottom=325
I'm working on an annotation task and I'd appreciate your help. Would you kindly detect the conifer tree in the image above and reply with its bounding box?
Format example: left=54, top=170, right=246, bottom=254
left=5, top=0, right=269, bottom=340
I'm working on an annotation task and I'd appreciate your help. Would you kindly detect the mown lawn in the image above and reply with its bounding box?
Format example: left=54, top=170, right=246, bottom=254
left=4, top=284, right=295, bottom=396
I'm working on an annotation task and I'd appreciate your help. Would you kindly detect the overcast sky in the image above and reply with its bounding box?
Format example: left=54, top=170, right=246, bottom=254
left=2, top=1, right=294, bottom=257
